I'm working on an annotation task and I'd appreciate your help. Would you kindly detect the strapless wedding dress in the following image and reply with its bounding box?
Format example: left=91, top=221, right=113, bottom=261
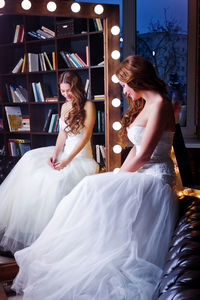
left=0, top=118, right=98, bottom=253
left=13, top=125, right=178, bottom=300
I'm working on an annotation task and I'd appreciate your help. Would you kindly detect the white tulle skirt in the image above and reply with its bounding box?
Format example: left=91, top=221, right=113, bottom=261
left=13, top=172, right=178, bottom=300
left=0, top=146, right=98, bottom=253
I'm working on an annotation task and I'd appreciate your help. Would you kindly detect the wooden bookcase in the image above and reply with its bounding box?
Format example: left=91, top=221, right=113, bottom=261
left=0, top=0, right=121, bottom=171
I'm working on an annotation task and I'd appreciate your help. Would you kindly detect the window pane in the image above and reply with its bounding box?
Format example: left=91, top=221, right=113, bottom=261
left=136, top=0, right=188, bottom=126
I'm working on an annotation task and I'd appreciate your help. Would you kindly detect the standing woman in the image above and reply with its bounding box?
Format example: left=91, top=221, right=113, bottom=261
left=0, top=71, right=98, bottom=254
left=13, top=56, right=178, bottom=300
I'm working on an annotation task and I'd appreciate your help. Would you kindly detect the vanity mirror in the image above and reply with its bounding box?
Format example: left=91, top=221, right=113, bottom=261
left=0, top=0, right=121, bottom=172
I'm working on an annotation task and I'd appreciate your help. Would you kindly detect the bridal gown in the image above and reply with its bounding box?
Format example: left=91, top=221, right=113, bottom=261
left=0, top=118, right=98, bottom=253
left=12, top=125, right=178, bottom=300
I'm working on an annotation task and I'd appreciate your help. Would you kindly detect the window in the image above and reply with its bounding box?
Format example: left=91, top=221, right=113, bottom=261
left=136, top=0, right=197, bottom=137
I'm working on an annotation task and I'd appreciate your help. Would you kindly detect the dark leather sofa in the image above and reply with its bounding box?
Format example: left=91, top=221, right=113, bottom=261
left=156, top=195, right=200, bottom=300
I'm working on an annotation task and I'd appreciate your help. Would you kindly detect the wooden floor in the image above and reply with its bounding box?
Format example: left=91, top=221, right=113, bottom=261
left=0, top=255, right=20, bottom=299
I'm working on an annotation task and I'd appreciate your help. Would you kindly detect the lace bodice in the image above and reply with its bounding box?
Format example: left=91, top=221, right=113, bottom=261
left=59, top=118, right=93, bottom=159
left=127, top=125, right=175, bottom=185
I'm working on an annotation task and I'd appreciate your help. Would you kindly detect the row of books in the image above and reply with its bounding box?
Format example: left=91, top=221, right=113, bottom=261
left=5, top=84, right=28, bottom=103
left=32, top=82, right=58, bottom=102
left=95, top=110, right=105, bottom=133
left=8, top=138, right=31, bottom=157
left=43, top=108, right=59, bottom=132
left=60, top=51, right=88, bottom=68
left=93, top=18, right=103, bottom=31
left=28, top=26, right=55, bottom=40
left=5, top=106, right=30, bottom=132
left=12, top=51, right=56, bottom=74
left=95, top=144, right=106, bottom=165
left=13, top=24, right=24, bottom=43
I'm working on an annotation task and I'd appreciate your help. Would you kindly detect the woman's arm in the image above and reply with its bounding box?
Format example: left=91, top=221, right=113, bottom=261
left=120, top=100, right=166, bottom=172
left=54, top=101, right=96, bottom=170
left=48, top=105, right=68, bottom=167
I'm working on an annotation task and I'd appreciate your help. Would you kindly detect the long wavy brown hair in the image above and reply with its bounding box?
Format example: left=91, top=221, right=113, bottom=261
left=115, top=55, right=170, bottom=147
left=59, top=71, right=87, bottom=134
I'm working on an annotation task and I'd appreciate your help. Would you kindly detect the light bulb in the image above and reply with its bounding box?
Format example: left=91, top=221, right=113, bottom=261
left=113, top=145, right=122, bottom=154
left=0, top=0, right=5, bottom=9
left=47, top=1, right=57, bottom=12
left=112, top=121, right=121, bottom=131
left=113, top=168, right=120, bottom=174
left=111, top=50, right=120, bottom=60
left=71, top=2, right=81, bottom=13
left=94, top=4, right=104, bottom=15
left=111, top=25, right=120, bottom=35
left=111, top=74, right=119, bottom=83
left=112, top=98, right=121, bottom=107
left=21, top=0, right=31, bottom=10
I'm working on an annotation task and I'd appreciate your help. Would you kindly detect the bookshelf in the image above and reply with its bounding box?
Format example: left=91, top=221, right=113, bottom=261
left=0, top=0, right=121, bottom=171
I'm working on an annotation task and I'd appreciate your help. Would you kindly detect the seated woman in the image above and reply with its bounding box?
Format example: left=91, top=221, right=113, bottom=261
left=12, top=55, right=178, bottom=299
left=0, top=70, right=98, bottom=254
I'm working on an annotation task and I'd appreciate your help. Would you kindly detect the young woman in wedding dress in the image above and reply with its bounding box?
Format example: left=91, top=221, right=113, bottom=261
left=12, top=55, right=178, bottom=300
left=0, top=71, right=98, bottom=254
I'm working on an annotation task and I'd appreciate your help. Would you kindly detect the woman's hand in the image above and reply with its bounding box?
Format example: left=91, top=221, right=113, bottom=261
left=53, top=159, right=70, bottom=170
left=48, top=156, right=57, bottom=168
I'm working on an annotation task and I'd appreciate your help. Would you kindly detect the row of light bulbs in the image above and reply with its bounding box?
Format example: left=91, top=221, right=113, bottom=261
left=0, top=0, right=105, bottom=15
left=0, top=0, right=122, bottom=168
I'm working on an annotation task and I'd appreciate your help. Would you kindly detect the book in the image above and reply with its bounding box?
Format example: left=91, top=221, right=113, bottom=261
left=21, top=53, right=26, bottom=72
left=21, top=115, right=30, bottom=131
left=86, top=46, right=89, bottom=66
left=18, top=24, right=24, bottom=42
left=94, top=94, right=104, bottom=100
left=74, top=53, right=87, bottom=67
left=13, top=24, right=20, bottom=43
left=28, top=53, right=39, bottom=72
left=42, top=108, right=56, bottom=132
left=12, top=57, right=24, bottom=73
left=95, top=144, right=100, bottom=163
left=36, top=29, right=54, bottom=39
left=99, top=145, right=106, bottom=163
left=48, top=114, right=58, bottom=132
left=36, top=82, right=45, bottom=102
left=85, top=79, right=89, bottom=93
left=8, top=138, right=31, bottom=156
left=5, top=106, right=22, bottom=132
left=52, top=51, right=56, bottom=70
left=96, top=18, right=103, bottom=31
left=97, top=110, right=101, bottom=132
left=15, top=85, right=28, bottom=102
left=41, top=26, right=55, bottom=37
left=60, top=51, right=71, bottom=68
left=43, top=52, right=53, bottom=70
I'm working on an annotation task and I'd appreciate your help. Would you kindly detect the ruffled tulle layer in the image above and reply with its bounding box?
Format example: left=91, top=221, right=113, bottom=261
left=0, top=146, right=98, bottom=253
left=13, top=172, right=178, bottom=299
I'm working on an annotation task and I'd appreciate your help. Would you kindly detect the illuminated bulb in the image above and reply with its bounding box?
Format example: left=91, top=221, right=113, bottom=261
left=111, top=25, right=120, bottom=35
left=111, top=74, right=119, bottom=83
left=111, top=50, right=120, bottom=60
left=21, top=0, right=31, bottom=10
left=112, top=121, right=121, bottom=131
left=112, top=98, right=121, bottom=107
left=113, top=168, right=120, bottom=174
left=113, top=145, right=122, bottom=154
left=177, top=191, right=183, bottom=197
left=0, top=0, right=5, bottom=8
left=94, top=4, right=104, bottom=15
left=71, top=2, right=81, bottom=13
left=47, top=1, right=57, bottom=12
